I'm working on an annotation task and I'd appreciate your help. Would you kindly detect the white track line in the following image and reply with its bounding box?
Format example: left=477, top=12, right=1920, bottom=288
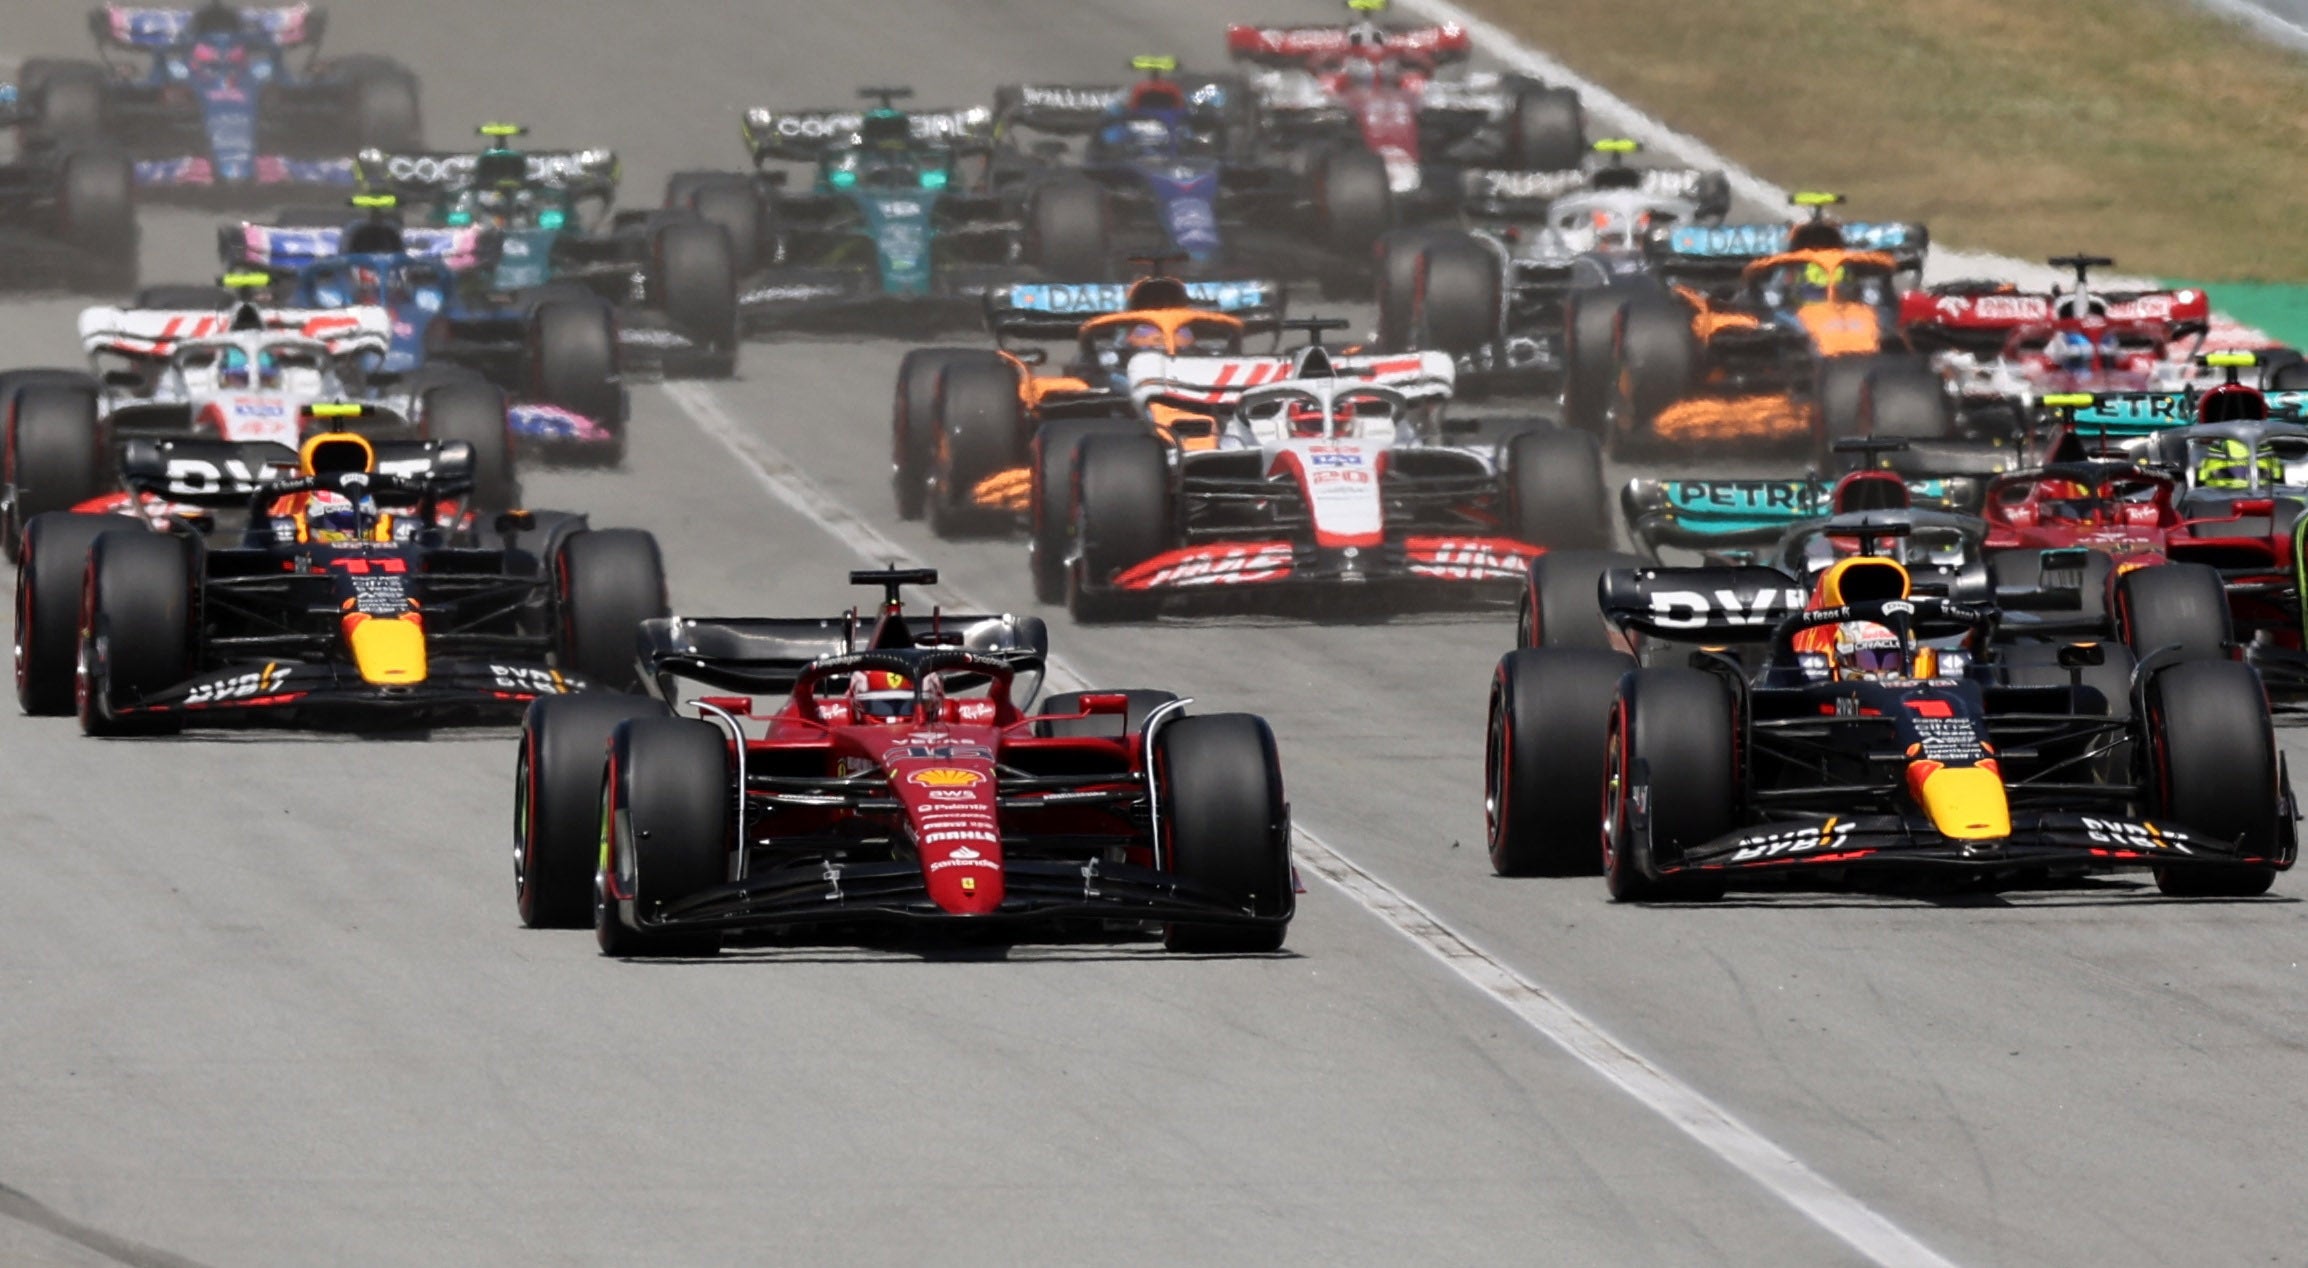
left=2190, top=0, right=2308, bottom=53
left=661, top=378, right=1960, bottom=1268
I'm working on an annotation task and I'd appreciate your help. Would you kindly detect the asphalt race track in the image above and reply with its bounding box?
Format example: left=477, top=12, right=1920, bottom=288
left=4, top=3, right=2306, bottom=1265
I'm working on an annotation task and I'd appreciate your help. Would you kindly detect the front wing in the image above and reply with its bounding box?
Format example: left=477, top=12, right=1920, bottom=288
left=111, top=657, right=595, bottom=726
left=1100, top=536, right=1541, bottom=594
left=1660, top=811, right=2293, bottom=884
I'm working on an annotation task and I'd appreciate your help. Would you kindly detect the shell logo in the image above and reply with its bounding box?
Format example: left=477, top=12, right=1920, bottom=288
left=908, top=767, right=985, bottom=789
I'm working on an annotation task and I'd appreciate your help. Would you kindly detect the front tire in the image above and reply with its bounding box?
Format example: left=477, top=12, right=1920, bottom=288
left=2146, top=659, right=2281, bottom=897
left=597, top=717, right=729, bottom=957
left=15, top=512, right=117, bottom=715
left=516, top=693, right=669, bottom=928
left=1157, top=713, right=1292, bottom=952
left=1604, top=668, right=1735, bottom=901
left=529, top=299, right=622, bottom=443
left=1487, top=648, right=1634, bottom=876
left=77, top=530, right=192, bottom=737
left=2115, top=563, right=2231, bottom=664
left=650, top=218, right=739, bottom=367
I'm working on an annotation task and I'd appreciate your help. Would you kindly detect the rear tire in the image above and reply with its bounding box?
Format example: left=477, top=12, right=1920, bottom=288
left=1562, top=281, right=1653, bottom=435
left=650, top=218, right=739, bottom=362
left=57, top=151, right=137, bottom=294
left=1604, top=668, right=1735, bottom=900
left=1861, top=359, right=1953, bottom=444
left=1487, top=648, right=1634, bottom=875
left=1030, top=417, right=1141, bottom=602
left=419, top=380, right=518, bottom=511
left=1612, top=295, right=1699, bottom=450
left=928, top=354, right=1025, bottom=539
left=529, top=300, right=622, bottom=440
left=347, top=64, right=423, bottom=151
left=597, top=717, right=729, bottom=957
left=15, top=512, right=117, bottom=714
left=2147, top=659, right=2280, bottom=897
left=27, top=62, right=105, bottom=147
left=1520, top=548, right=1642, bottom=650
left=1411, top=234, right=1500, bottom=355
left=77, top=530, right=192, bottom=737
left=892, top=347, right=978, bottom=520
left=553, top=529, right=669, bottom=692
left=1067, top=434, right=1172, bottom=623
left=2115, top=563, right=2231, bottom=664
left=1504, top=429, right=1608, bottom=549
left=1157, top=713, right=1292, bottom=952
left=5, top=383, right=110, bottom=561
left=667, top=172, right=762, bottom=277
left=1314, top=148, right=1392, bottom=291
left=516, top=692, right=669, bottom=928
left=1028, top=180, right=1109, bottom=278
left=1506, top=86, right=1584, bottom=171
left=1373, top=228, right=1441, bottom=352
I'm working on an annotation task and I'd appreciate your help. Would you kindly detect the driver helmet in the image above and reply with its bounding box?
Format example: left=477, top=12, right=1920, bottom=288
left=1830, top=619, right=1908, bottom=682
left=1798, top=259, right=1845, bottom=303
left=1287, top=397, right=1328, bottom=437
left=860, top=110, right=913, bottom=150
left=1120, top=322, right=1168, bottom=352
left=302, top=488, right=370, bottom=544
left=2050, top=329, right=2098, bottom=373
left=848, top=670, right=915, bottom=723
left=218, top=345, right=279, bottom=390
left=2196, top=437, right=2285, bottom=490
left=1346, top=18, right=1386, bottom=48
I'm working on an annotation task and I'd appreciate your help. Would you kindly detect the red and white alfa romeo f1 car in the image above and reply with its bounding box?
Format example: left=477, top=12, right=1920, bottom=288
left=1054, top=321, right=1610, bottom=619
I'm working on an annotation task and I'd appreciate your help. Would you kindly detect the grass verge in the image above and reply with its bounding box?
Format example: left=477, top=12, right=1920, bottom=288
left=1465, top=0, right=2308, bottom=284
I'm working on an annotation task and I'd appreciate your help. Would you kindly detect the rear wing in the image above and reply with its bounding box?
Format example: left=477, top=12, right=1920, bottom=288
left=1655, top=220, right=1928, bottom=283
left=741, top=106, right=991, bottom=163
left=1126, top=348, right=1455, bottom=409
left=94, top=3, right=321, bottom=50
left=2058, top=390, right=2308, bottom=441
left=1225, top=21, right=1471, bottom=67
left=983, top=278, right=1284, bottom=341
left=1599, top=564, right=1808, bottom=641
left=352, top=148, right=620, bottom=200
left=118, top=433, right=471, bottom=506
left=635, top=611, right=1045, bottom=699
left=1897, top=288, right=2210, bottom=338
left=219, top=221, right=492, bottom=272
left=994, top=84, right=1127, bottom=135
left=1458, top=166, right=1727, bottom=218
left=79, top=302, right=392, bottom=358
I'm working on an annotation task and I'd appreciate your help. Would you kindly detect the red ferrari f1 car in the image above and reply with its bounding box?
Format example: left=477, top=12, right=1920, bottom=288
left=514, top=569, right=1295, bottom=956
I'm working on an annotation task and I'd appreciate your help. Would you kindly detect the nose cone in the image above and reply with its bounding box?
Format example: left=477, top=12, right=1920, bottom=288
left=344, top=614, right=427, bottom=686
left=893, top=761, right=1005, bottom=914
left=1907, top=762, right=2010, bottom=841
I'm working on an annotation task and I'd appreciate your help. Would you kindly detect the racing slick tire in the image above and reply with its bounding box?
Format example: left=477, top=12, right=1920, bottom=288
left=1519, top=548, right=1644, bottom=650
left=1604, top=668, right=1735, bottom=901
left=516, top=692, right=669, bottom=929
left=2115, top=562, right=2231, bottom=665
left=1859, top=359, right=1954, bottom=446
left=892, top=347, right=979, bottom=520
left=25, top=61, right=106, bottom=147
left=1156, top=713, right=1293, bottom=953
left=58, top=151, right=137, bottom=294
left=553, top=528, right=669, bottom=693
left=1505, top=429, right=1610, bottom=550
left=419, top=379, right=520, bottom=512
left=1028, top=179, right=1109, bottom=280
left=1030, top=416, right=1142, bottom=603
left=1373, top=228, right=1443, bottom=351
left=342, top=60, right=423, bottom=152
left=1033, top=688, right=1180, bottom=738
left=77, top=530, right=192, bottom=737
left=927, top=354, right=1026, bottom=539
left=1411, top=234, right=1501, bottom=356
left=1313, top=149, right=1393, bottom=297
left=1562, top=280, right=1655, bottom=435
left=666, top=171, right=762, bottom=277
left=4, top=382, right=110, bottom=561
left=1611, top=294, right=1699, bottom=454
left=1487, top=647, right=1635, bottom=876
left=528, top=299, right=623, bottom=448
left=2146, top=659, right=2281, bottom=897
left=597, top=717, right=728, bottom=957
left=15, top=512, right=117, bottom=715
left=1814, top=355, right=1874, bottom=451
left=2269, top=360, right=2308, bottom=392
left=650, top=217, right=740, bottom=370
left=1067, top=434, right=1173, bottom=624
left=1506, top=86, right=1585, bottom=172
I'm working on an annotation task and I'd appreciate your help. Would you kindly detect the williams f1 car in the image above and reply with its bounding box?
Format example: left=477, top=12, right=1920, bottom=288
left=511, top=568, right=1294, bottom=956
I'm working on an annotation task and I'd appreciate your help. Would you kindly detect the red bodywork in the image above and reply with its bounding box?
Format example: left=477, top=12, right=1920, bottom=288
left=1226, top=22, right=1473, bottom=176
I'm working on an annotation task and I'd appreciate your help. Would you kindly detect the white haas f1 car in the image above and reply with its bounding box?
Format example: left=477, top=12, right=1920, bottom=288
left=0, top=290, right=521, bottom=556
left=1055, top=318, right=1610, bottom=619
